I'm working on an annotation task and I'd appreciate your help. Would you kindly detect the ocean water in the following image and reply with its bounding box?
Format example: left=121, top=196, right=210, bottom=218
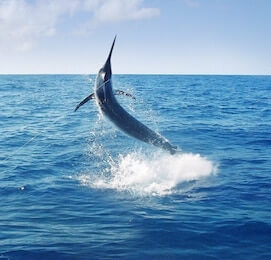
left=0, top=74, right=270, bottom=259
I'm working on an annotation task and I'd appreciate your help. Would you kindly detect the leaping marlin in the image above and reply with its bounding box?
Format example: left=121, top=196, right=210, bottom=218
left=75, top=36, right=178, bottom=155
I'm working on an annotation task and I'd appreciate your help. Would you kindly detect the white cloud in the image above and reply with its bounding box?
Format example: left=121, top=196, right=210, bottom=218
left=0, top=0, right=160, bottom=51
left=0, top=0, right=81, bottom=50
left=94, top=0, right=160, bottom=22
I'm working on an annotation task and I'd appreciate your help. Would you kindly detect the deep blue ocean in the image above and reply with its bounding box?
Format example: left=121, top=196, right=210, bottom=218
left=0, top=74, right=270, bottom=259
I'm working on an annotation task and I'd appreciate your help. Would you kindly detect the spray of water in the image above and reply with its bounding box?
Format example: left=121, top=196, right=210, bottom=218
left=78, top=149, right=217, bottom=196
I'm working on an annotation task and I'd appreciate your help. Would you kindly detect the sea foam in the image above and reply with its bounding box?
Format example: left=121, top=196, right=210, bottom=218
left=78, top=150, right=217, bottom=196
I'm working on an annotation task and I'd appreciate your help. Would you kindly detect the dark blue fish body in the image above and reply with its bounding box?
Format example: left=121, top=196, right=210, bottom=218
left=76, top=37, right=177, bottom=155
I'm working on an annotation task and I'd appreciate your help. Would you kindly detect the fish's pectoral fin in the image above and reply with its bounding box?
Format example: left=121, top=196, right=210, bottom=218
left=114, top=90, right=136, bottom=100
left=74, top=93, right=95, bottom=112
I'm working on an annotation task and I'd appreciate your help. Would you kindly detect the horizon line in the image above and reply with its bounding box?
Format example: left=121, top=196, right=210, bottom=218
left=0, top=73, right=270, bottom=76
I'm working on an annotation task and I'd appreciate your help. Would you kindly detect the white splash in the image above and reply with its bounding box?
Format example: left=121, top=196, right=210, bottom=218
left=78, top=150, right=217, bottom=196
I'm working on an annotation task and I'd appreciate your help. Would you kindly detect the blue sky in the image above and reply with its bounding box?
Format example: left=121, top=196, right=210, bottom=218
left=0, top=0, right=270, bottom=74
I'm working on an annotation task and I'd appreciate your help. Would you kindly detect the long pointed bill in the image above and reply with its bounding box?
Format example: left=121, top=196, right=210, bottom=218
left=102, top=36, right=116, bottom=80
left=105, top=35, right=116, bottom=65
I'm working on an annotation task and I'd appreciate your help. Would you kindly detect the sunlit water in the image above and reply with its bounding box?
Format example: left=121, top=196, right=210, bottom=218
left=0, top=75, right=270, bottom=259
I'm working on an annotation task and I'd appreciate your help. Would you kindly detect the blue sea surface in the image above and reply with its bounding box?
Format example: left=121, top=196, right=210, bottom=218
left=0, top=75, right=270, bottom=259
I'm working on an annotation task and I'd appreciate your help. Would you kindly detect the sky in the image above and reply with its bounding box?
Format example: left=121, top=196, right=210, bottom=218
left=0, top=0, right=270, bottom=75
